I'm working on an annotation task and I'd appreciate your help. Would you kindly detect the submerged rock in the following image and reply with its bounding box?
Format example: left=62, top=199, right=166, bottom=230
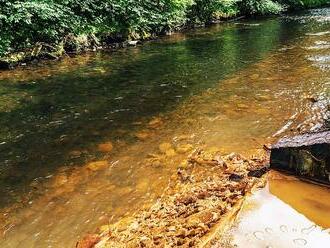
left=98, top=142, right=113, bottom=152
left=249, top=73, right=260, bottom=80
left=50, top=173, right=68, bottom=188
left=237, top=103, right=249, bottom=109
left=165, top=149, right=176, bottom=157
left=159, top=142, right=173, bottom=153
left=86, top=160, right=109, bottom=171
left=148, top=117, right=163, bottom=129
left=69, top=150, right=83, bottom=158
left=158, top=142, right=177, bottom=157
left=135, top=130, right=152, bottom=140
left=76, top=234, right=100, bottom=248
left=176, top=144, right=193, bottom=154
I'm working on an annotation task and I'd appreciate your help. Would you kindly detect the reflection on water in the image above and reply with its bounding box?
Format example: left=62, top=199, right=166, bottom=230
left=0, top=7, right=330, bottom=248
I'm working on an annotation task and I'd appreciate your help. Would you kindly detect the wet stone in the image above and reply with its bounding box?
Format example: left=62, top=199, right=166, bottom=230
left=86, top=160, right=109, bottom=171
left=176, top=144, right=193, bottom=154
left=165, top=149, right=176, bottom=157
left=98, top=142, right=113, bottom=152
left=50, top=173, right=68, bottom=188
left=237, top=104, right=249, bottom=109
left=159, top=142, right=173, bottom=153
left=250, top=73, right=260, bottom=80
left=135, top=130, right=152, bottom=140
left=148, top=117, right=163, bottom=129
left=248, top=167, right=269, bottom=178
left=76, top=234, right=100, bottom=248
left=173, top=134, right=194, bottom=142
left=229, top=173, right=244, bottom=182
left=186, top=210, right=219, bottom=227
left=69, top=150, right=82, bottom=158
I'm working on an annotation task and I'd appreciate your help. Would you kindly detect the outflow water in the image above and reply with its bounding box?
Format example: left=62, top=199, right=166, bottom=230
left=0, top=8, right=329, bottom=248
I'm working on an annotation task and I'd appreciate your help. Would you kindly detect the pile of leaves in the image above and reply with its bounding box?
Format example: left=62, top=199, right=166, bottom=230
left=77, top=148, right=269, bottom=248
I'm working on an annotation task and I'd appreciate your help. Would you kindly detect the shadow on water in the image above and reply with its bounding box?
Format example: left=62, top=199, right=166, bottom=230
left=0, top=17, right=319, bottom=208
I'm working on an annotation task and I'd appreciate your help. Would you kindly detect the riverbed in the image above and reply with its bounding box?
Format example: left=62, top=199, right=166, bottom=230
left=0, top=8, right=329, bottom=248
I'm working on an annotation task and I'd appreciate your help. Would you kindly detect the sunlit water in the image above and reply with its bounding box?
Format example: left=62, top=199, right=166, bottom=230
left=0, top=8, right=329, bottom=248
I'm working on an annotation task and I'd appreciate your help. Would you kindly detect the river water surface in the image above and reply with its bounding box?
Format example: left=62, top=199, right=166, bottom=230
left=0, top=8, right=330, bottom=248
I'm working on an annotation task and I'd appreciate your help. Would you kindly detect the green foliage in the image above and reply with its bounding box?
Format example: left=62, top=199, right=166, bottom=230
left=0, top=0, right=329, bottom=57
left=0, top=1, right=75, bottom=55
left=0, top=0, right=194, bottom=56
left=188, top=0, right=240, bottom=24
left=104, top=0, right=194, bottom=35
left=239, top=0, right=284, bottom=15
left=279, top=0, right=330, bottom=9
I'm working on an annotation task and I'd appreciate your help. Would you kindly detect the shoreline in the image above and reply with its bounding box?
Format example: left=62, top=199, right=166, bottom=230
left=76, top=147, right=269, bottom=248
left=0, top=15, right=244, bottom=70
left=76, top=128, right=330, bottom=248
left=1, top=5, right=329, bottom=70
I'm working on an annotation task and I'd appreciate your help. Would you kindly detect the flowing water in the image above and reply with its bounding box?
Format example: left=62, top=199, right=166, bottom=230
left=0, top=8, right=330, bottom=248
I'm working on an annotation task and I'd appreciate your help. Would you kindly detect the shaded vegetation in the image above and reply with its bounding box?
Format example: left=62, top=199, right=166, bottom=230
left=0, top=0, right=329, bottom=59
left=280, top=0, right=330, bottom=9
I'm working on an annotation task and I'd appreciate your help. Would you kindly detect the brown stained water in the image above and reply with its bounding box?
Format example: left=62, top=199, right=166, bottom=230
left=222, top=172, right=330, bottom=248
left=269, top=171, right=330, bottom=229
left=0, top=8, right=330, bottom=248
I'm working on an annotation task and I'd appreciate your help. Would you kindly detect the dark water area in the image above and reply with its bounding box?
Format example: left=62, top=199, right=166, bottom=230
left=0, top=7, right=329, bottom=247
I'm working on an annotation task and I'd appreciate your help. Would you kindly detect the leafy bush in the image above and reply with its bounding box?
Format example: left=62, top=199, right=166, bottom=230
left=0, top=0, right=195, bottom=56
left=105, top=0, right=194, bottom=36
left=280, top=0, right=330, bottom=9
left=0, top=0, right=329, bottom=57
left=239, top=0, right=284, bottom=15
left=0, top=1, right=76, bottom=55
left=187, top=0, right=240, bottom=24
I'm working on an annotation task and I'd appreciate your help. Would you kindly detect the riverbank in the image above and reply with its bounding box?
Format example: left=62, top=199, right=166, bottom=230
left=77, top=124, right=330, bottom=248
left=76, top=147, right=269, bottom=248
left=76, top=128, right=329, bottom=248
left=1, top=0, right=329, bottom=69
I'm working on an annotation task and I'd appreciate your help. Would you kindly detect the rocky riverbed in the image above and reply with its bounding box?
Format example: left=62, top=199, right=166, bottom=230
left=76, top=148, right=268, bottom=248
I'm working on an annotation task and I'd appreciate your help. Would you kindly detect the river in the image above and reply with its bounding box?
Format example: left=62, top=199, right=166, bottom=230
left=0, top=8, right=329, bottom=248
